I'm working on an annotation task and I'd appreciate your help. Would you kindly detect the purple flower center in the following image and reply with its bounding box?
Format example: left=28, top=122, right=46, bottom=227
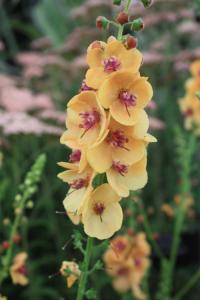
left=114, top=240, right=126, bottom=252
left=106, top=130, right=129, bottom=150
left=93, top=202, right=105, bottom=216
left=112, top=161, right=128, bottom=176
left=134, top=257, right=141, bottom=267
left=80, top=80, right=94, bottom=92
left=17, top=265, right=27, bottom=275
left=69, top=150, right=81, bottom=163
left=103, top=56, right=121, bottom=73
left=70, top=178, right=88, bottom=190
left=183, top=108, right=193, bottom=117
left=119, top=90, right=137, bottom=108
left=79, top=109, right=100, bottom=132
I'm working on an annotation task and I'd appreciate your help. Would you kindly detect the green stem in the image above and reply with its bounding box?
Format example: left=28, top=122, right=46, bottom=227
left=117, top=0, right=132, bottom=40
left=168, top=133, right=196, bottom=296
left=125, top=0, right=132, bottom=12
left=139, top=202, right=164, bottom=261
left=76, top=237, right=93, bottom=300
left=174, top=268, right=200, bottom=300
left=0, top=192, right=28, bottom=285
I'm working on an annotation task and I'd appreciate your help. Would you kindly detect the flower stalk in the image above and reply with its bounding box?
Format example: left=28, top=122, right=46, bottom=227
left=76, top=237, right=93, bottom=300
left=0, top=154, right=46, bottom=286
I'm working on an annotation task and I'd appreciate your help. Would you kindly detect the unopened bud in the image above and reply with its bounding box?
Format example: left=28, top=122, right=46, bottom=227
left=131, top=18, right=144, bottom=31
left=117, top=12, right=129, bottom=25
left=113, top=0, right=122, bottom=5
left=126, top=36, right=138, bottom=49
left=96, top=16, right=109, bottom=30
left=91, top=41, right=102, bottom=49
left=26, top=200, right=34, bottom=209
left=140, top=0, right=153, bottom=7
left=15, top=194, right=21, bottom=202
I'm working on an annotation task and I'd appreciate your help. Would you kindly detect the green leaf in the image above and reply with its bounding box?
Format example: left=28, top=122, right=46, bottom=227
left=92, top=173, right=107, bottom=189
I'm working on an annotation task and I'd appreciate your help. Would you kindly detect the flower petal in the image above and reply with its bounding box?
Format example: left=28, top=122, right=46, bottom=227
left=129, top=78, right=153, bottom=109
left=87, top=141, right=112, bottom=173
left=85, top=68, right=106, bottom=90
left=120, top=48, right=142, bottom=73
left=83, top=202, right=123, bottom=239
left=112, top=139, right=146, bottom=165
left=111, top=101, right=142, bottom=126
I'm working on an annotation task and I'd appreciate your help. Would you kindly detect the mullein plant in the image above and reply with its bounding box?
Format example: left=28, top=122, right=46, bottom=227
left=58, top=0, right=156, bottom=299
left=0, top=154, right=46, bottom=297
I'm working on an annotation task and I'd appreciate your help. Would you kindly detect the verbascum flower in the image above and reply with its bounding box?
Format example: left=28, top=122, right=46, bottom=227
left=58, top=165, right=94, bottom=215
left=190, top=59, right=200, bottom=78
left=86, top=37, right=142, bottom=89
left=103, top=232, right=151, bottom=300
left=60, top=91, right=108, bottom=148
left=82, top=184, right=123, bottom=239
left=87, top=113, right=150, bottom=173
left=106, top=156, right=148, bottom=197
left=58, top=148, right=87, bottom=173
left=59, top=36, right=155, bottom=239
left=10, top=252, right=29, bottom=286
left=60, top=261, right=81, bottom=288
left=98, top=71, right=153, bottom=126
left=179, top=60, right=200, bottom=135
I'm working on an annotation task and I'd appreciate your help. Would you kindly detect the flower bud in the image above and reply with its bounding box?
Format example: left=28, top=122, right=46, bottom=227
left=117, top=12, right=129, bottom=25
left=131, top=18, right=144, bottom=31
left=91, top=41, right=102, bottom=49
left=2, top=241, right=10, bottom=250
left=15, top=194, right=22, bottom=202
left=96, top=16, right=109, bottom=30
left=126, top=36, right=138, bottom=49
left=140, top=0, right=153, bottom=7
left=113, top=0, right=121, bottom=5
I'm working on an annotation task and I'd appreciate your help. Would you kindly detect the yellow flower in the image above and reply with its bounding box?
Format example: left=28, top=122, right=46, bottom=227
left=58, top=148, right=87, bottom=173
left=60, top=91, right=108, bottom=148
left=82, top=184, right=123, bottom=239
left=190, top=59, right=200, bottom=78
left=179, top=95, right=200, bottom=131
left=0, top=296, right=7, bottom=300
left=58, top=165, right=94, bottom=215
left=60, top=261, right=81, bottom=288
left=106, top=156, right=148, bottom=197
left=98, top=71, right=153, bottom=126
left=86, top=38, right=142, bottom=89
left=185, top=78, right=200, bottom=97
left=87, top=114, right=149, bottom=173
left=10, top=252, right=29, bottom=286
left=104, top=232, right=151, bottom=300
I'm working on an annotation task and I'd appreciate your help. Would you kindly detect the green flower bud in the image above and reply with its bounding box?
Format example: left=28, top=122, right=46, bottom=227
left=131, top=18, right=144, bottom=31
left=96, top=16, right=109, bottom=30
left=140, top=0, right=153, bottom=7
left=113, top=0, right=122, bottom=5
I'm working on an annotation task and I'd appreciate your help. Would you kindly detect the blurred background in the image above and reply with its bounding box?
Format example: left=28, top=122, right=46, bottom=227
left=1, top=0, right=200, bottom=299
